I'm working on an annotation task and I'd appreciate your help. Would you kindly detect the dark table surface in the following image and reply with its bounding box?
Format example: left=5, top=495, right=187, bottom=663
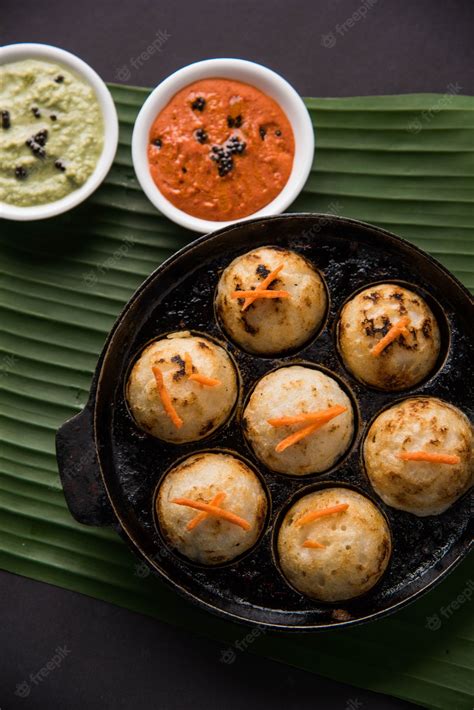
left=2, top=1, right=473, bottom=708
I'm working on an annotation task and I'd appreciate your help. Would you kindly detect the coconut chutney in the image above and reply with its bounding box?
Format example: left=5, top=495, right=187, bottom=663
left=0, top=59, right=104, bottom=206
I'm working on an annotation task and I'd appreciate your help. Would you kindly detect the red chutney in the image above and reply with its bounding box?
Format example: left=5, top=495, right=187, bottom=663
left=148, top=78, right=295, bottom=221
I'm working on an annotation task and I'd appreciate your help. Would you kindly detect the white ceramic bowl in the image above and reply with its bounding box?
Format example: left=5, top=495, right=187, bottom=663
left=0, top=43, right=118, bottom=221
left=132, top=58, right=314, bottom=233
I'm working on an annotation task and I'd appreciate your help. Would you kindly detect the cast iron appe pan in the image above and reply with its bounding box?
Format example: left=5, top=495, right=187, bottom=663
left=56, top=214, right=473, bottom=631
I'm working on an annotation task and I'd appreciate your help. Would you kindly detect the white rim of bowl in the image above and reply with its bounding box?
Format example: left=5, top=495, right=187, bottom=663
left=0, top=42, right=118, bottom=221
left=132, top=58, right=315, bottom=233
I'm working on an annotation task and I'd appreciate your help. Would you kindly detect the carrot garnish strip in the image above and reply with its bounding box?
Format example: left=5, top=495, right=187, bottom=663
left=183, top=353, right=219, bottom=386
left=397, top=451, right=461, bottom=465
left=172, top=498, right=251, bottom=531
left=189, top=373, right=221, bottom=387
left=302, top=539, right=326, bottom=549
left=241, top=264, right=284, bottom=311
left=151, top=366, right=183, bottom=429
left=231, top=289, right=290, bottom=300
left=184, top=352, right=193, bottom=377
left=187, top=492, right=226, bottom=530
left=268, top=405, right=347, bottom=428
left=370, top=316, right=410, bottom=357
left=296, top=503, right=349, bottom=527
left=273, top=406, right=347, bottom=453
left=275, top=422, right=320, bottom=453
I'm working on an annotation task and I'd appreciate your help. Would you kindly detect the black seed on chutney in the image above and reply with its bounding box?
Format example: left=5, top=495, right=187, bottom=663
left=152, top=137, right=162, bottom=148
left=25, top=137, right=46, bottom=158
left=210, top=135, right=246, bottom=177
left=195, top=128, right=207, bottom=144
left=34, top=129, right=48, bottom=146
left=259, top=126, right=266, bottom=139
left=218, top=157, right=233, bottom=177
left=275, top=129, right=282, bottom=136
left=54, top=160, right=66, bottom=172
left=31, top=107, right=41, bottom=118
left=182, top=166, right=187, bottom=173
left=227, top=136, right=246, bottom=155
left=50, top=114, right=57, bottom=121
left=227, top=114, right=242, bottom=128
left=191, top=97, right=206, bottom=112
left=54, top=75, right=64, bottom=83
left=14, top=166, right=27, bottom=180
left=2, top=110, right=10, bottom=129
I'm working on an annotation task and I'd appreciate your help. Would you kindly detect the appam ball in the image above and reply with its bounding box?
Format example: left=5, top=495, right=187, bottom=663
left=126, top=333, right=237, bottom=443
left=277, top=488, right=391, bottom=602
left=156, top=453, right=267, bottom=565
left=338, top=284, right=441, bottom=390
left=364, top=397, right=473, bottom=516
left=216, top=246, right=327, bottom=354
left=243, top=366, right=354, bottom=475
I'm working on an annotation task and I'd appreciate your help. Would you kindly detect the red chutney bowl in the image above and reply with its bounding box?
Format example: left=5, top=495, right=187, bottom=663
left=132, top=58, right=314, bottom=233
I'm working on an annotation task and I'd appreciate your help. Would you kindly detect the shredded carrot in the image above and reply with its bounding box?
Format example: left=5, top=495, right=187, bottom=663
left=275, top=422, right=319, bottom=453
left=302, top=539, right=326, bottom=549
left=173, top=497, right=251, bottom=531
left=370, top=316, right=410, bottom=357
left=187, top=492, right=226, bottom=530
left=296, top=503, right=349, bottom=527
left=273, top=405, right=347, bottom=453
left=231, top=289, right=290, bottom=301
left=151, top=366, right=183, bottom=429
left=268, top=405, right=347, bottom=428
left=241, top=264, right=284, bottom=311
left=398, top=451, right=461, bottom=465
left=184, top=352, right=193, bottom=377
left=189, top=373, right=221, bottom=387
left=182, top=352, right=219, bottom=386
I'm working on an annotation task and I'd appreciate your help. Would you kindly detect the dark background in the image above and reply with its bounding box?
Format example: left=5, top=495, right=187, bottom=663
left=2, top=0, right=474, bottom=95
left=2, top=1, right=473, bottom=708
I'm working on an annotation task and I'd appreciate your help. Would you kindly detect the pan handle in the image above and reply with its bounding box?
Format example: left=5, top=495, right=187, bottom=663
left=56, top=403, right=115, bottom=527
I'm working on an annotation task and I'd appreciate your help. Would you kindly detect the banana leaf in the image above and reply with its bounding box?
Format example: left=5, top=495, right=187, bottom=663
left=0, top=84, right=473, bottom=710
